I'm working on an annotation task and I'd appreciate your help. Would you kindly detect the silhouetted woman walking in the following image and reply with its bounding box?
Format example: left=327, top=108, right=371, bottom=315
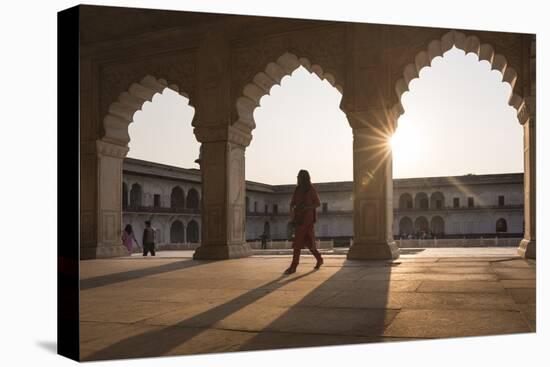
left=284, top=169, right=324, bottom=274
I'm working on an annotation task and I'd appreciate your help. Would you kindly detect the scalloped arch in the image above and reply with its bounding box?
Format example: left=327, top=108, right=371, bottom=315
left=102, top=75, right=193, bottom=146
left=392, top=30, right=528, bottom=125
left=234, top=52, right=343, bottom=131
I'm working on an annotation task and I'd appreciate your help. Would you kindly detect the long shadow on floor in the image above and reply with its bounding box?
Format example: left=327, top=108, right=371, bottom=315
left=86, top=269, right=318, bottom=360
left=236, top=258, right=394, bottom=351
left=81, top=259, right=209, bottom=290
left=85, top=257, right=394, bottom=360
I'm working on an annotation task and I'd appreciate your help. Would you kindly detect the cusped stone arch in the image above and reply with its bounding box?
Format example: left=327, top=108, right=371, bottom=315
left=430, top=191, right=445, bottom=209
left=186, top=188, right=200, bottom=210
left=391, top=30, right=529, bottom=125
left=399, top=193, right=413, bottom=209
left=170, top=186, right=185, bottom=210
left=234, top=52, right=344, bottom=132
left=122, top=182, right=129, bottom=209
left=399, top=217, right=414, bottom=234
left=430, top=215, right=445, bottom=235
left=170, top=220, right=185, bottom=243
left=129, top=183, right=142, bottom=208
left=496, top=218, right=508, bottom=233
left=414, top=216, right=430, bottom=233
left=414, top=192, right=429, bottom=210
left=187, top=220, right=200, bottom=243
left=102, top=75, right=194, bottom=146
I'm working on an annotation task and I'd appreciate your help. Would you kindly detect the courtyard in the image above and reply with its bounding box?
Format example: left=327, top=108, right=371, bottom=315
left=79, top=248, right=535, bottom=361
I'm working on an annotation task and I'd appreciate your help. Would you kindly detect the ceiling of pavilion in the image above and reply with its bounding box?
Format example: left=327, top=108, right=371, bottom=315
left=78, top=5, right=226, bottom=45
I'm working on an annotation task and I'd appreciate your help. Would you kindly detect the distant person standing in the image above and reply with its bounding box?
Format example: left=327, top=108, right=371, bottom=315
left=142, top=220, right=156, bottom=256
left=122, top=224, right=139, bottom=254
left=260, top=221, right=271, bottom=249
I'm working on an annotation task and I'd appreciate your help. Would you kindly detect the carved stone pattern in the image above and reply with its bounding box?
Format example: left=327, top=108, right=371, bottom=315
left=193, top=127, right=252, bottom=146
left=387, top=26, right=447, bottom=49
left=228, top=127, right=253, bottom=147
left=231, top=25, right=347, bottom=118
left=387, top=30, right=525, bottom=106
left=386, top=27, right=446, bottom=92
left=517, top=103, right=529, bottom=125
left=96, top=140, right=129, bottom=158
left=100, top=51, right=196, bottom=118
left=229, top=145, right=244, bottom=204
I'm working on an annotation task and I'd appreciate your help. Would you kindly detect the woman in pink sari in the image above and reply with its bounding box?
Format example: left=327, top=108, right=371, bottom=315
left=284, top=169, right=324, bottom=274
left=122, top=224, right=139, bottom=254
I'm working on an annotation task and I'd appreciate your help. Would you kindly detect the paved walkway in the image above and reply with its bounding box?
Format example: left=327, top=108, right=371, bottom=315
left=80, top=249, right=535, bottom=361
left=125, top=247, right=520, bottom=258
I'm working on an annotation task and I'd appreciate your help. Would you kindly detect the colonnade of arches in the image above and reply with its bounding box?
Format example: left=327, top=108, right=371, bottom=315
left=399, top=216, right=510, bottom=236
left=85, top=27, right=535, bottom=260
left=399, top=192, right=446, bottom=210
left=122, top=182, right=200, bottom=210
left=169, top=219, right=199, bottom=243
left=398, top=215, right=445, bottom=236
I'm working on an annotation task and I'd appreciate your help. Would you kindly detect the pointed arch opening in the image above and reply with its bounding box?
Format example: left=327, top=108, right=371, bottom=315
left=391, top=31, right=525, bottom=180
left=186, top=220, right=199, bottom=243
left=430, top=215, right=445, bottom=236
left=414, top=216, right=430, bottom=234
left=399, top=217, right=414, bottom=235
left=170, top=220, right=185, bottom=243
left=414, top=192, right=429, bottom=210
left=399, top=193, right=413, bottom=209
left=129, top=183, right=142, bottom=208
left=186, top=188, right=200, bottom=210
left=392, top=31, right=528, bottom=125
left=122, top=182, right=128, bottom=209
left=239, top=52, right=350, bottom=184
left=430, top=192, right=445, bottom=210
left=170, top=186, right=185, bottom=210
left=103, top=75, right=196, bottom=149
left=496, top=218, right=508, bottom=233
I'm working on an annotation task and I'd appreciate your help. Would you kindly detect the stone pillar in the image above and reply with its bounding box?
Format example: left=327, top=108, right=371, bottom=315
left=192, top=126, right=253, bottom=260
left=518, top=36, right=536, bottom=259
left=183, top=222, right=187, bottom=244
left=347, top=122, right=400, bottom=260
left=81, top=140, right=129, bottom=259
left=518, top=106, right=536, bottom=259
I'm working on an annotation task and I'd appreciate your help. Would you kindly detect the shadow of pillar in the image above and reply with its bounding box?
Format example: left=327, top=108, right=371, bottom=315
left=236, top=259, right=395, bottom=351
left=85, top=270, right=321, bottom=360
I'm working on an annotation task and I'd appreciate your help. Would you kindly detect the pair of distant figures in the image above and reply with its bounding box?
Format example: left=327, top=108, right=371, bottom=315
left=122, top=221, right=156, bottom=256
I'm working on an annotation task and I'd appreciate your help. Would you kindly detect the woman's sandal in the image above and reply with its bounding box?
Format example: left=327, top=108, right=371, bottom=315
left=314, top=258, right=324, bottom=270
left=284, top=267, right=296, bottom=275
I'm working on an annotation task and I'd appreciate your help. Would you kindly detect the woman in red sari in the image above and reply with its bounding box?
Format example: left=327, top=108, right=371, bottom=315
left=284, top=170, right=324, bottom=274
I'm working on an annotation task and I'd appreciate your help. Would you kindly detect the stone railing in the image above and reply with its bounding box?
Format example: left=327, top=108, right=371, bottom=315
left=124, top=206, right=201, bottom=214
left=395, top=204, right=524, bottom=213
left=397, top=237, right=522, bottom=248
left=247, top=240, right=334, bottom=250
left=128, top=243, right=200, bottom=253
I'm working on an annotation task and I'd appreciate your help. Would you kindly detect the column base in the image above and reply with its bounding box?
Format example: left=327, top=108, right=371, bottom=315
left=347, top=241, right=400, bottom=260
left=518, top=239, right=536, bottom=259
left=193, top=243, right=253, bottom=260
left=80, top=243, right=129, bottom=260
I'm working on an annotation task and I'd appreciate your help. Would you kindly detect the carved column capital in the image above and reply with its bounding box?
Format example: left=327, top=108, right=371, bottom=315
left=95, top=139, right=129, bottom=158
left=346, top=109, right=397, bottom=134
left=193, top=125, right=252, bottom=147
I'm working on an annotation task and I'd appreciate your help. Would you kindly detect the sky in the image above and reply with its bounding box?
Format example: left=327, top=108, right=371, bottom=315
left=127, top=46, right=523, bottom=184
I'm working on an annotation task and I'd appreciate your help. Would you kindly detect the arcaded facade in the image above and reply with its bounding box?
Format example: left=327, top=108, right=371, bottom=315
left=123, top=158, right=524, bottom=247
left=78, top=5, right=536, bottom=260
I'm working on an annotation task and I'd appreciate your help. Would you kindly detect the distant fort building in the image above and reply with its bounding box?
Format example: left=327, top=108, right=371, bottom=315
left=122, top=158, right=524, bottom=247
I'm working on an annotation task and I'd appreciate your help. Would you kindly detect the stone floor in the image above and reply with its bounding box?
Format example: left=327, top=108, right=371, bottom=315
left=79, top=248, right=536, bottom=361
